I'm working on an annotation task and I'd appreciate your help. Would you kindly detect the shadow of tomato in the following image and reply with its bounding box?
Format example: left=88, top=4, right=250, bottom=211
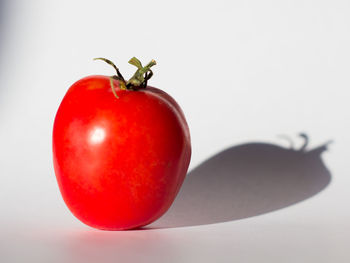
left=151, top=134, right=332, bottom=228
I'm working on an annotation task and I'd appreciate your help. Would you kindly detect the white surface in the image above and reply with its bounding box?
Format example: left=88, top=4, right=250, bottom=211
left=0, top=0, right=349, bottom=262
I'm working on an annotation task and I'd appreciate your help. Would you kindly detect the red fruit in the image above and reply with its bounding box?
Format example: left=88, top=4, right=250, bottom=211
left=52, top=57, right=191, bottom=230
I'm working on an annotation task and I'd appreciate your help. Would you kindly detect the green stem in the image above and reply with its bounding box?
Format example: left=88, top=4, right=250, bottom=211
left=109, top=76, right=119, bottom=98
left=94, top=58, right=125, bottom=81
left=126, top=57, right=157, bottom=88
left=94, top=57, right=156, bottom=98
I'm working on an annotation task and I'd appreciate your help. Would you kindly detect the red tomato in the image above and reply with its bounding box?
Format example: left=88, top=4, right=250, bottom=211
left=52, top=58, right=191, bottom=230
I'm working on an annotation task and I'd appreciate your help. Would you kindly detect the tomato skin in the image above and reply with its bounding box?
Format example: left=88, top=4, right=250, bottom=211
left=52, top=75, right=191, bottom=230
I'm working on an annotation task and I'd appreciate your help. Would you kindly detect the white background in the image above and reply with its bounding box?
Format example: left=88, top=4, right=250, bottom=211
left=0, top=0, right=349, bottom=262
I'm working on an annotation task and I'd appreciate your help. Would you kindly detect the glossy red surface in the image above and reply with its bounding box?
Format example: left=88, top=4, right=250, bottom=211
left=52, top=76, right=191, bottom=230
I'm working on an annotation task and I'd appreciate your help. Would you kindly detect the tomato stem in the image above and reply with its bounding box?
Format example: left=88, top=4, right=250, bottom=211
left=94, top=57, right=156, bottom=99
left=126, top=57, right=156, bottom=88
